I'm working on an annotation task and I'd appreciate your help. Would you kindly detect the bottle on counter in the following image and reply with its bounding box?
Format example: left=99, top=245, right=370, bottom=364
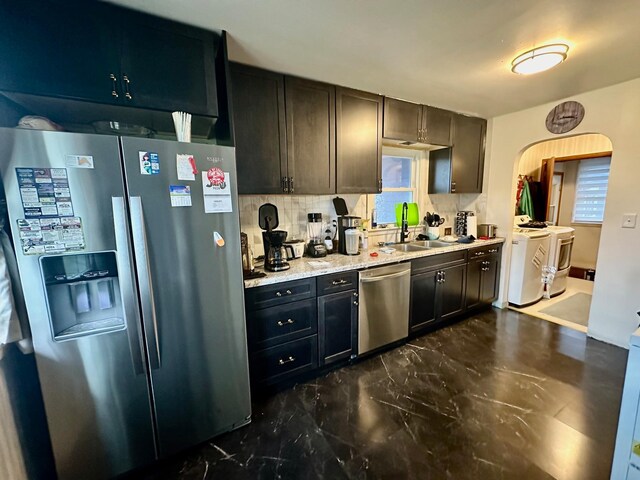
left=371, top=209, right=377, bottom=228
left=361, top=228, right=368, bottom=250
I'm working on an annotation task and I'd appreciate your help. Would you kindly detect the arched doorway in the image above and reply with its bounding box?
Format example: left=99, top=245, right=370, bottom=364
left=506, top=133, right=613, bottom=332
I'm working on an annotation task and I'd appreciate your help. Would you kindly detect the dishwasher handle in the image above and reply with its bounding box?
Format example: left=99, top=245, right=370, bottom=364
left=360, top=269, right=410, bottom=283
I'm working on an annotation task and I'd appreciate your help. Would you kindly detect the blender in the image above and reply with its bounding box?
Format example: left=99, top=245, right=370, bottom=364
left=306, top=213, right=327, bottom=257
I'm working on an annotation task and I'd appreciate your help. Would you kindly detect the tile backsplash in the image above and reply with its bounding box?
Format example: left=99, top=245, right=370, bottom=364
left=239, top=192, right=487, bottom=257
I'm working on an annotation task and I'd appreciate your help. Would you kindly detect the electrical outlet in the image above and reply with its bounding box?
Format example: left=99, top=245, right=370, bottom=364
left=444, top=227, right=452, bottom=236
left=622, top=213, right=637, bottom=229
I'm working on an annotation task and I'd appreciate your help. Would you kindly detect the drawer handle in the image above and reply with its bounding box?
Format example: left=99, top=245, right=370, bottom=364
left=275, top=289, right=293, bottom=297
left=353, top=301, right=359, bottom=306
left=489, top=249, right=498, bottom=253
left=277, top=318, right=295, bottom=327
left=353, top=292, right=359, bottom=297
left=286, top=289, right=292, bottom=295
left=475, top=252, right=483, bottom=256
left=278, top=355, right=295, bottom=365
left=331, top=279, right=348, bottom=286
left=275, top=291, right=282, bottom=297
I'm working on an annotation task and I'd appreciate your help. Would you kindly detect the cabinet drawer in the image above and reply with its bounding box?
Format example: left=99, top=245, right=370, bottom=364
left=247, top=299, right=317, bottom=350
left=317, top=271, right=358, bottom=296
left=245, top=278, right=316, bottom=310
left=250, top=336, right=318, bottom=386
left=412, top=251, right=467, bottom=274
left=468, top=244, right=502, bottom=258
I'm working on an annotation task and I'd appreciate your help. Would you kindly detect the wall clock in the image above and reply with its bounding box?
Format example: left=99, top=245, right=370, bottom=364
left=545, top=101, right=585, bottom=134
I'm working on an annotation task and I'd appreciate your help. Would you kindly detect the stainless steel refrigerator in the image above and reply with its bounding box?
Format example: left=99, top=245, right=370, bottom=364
left=0, top=128, right=252, bottom=479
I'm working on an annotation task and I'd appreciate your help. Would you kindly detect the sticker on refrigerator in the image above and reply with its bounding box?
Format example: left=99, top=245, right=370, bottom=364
left=202, top=168, right=232, bottom=213
left=176, top=154, right=198, bottom=181
left=16, top=216, right=85, bottom=255
left=139, top=151, right=160, bottom=175
left=169, top=185, right=192, bottom=207
left=65, top=155, right=94, bottom=169
left=15, top=168, right=74, bottom=218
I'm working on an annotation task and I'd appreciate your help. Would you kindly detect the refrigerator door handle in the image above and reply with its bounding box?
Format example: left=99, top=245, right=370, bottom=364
left=112, top=197, right=147, bottom=376
left=130, top=196, right=161, bottom=370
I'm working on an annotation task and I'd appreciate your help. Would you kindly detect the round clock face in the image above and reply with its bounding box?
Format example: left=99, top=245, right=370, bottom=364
left=546, top=101, right=585, bottom=134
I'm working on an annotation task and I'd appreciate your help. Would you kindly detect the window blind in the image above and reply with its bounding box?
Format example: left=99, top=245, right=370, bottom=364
left=572, top=157, right=611, bottom=223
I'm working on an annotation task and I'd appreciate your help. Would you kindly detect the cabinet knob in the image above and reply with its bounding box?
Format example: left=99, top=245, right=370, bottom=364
left=289, top=177, right=294, bottom=194
left=286, top=289, right=292, bottom=295
left=451, top=181, right=456, bottom=193
left=278, top=355, right=295, bottom=365
left=353, top=301, right=359, bottom=306
left=378, top=179, right=383, bottom=192
left=275, top=291, right=282, bottom=297
left=353, top=292, right=359, bottom=297
left=282, top=177, right=289, bottom=193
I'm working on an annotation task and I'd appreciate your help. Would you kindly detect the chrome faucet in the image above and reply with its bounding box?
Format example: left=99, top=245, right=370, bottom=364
left=400, top=202, right=409, bottom=243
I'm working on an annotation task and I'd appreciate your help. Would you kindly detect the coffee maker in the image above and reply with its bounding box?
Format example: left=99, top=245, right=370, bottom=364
left=258, top=203, right=291, bottom=272
left=306, top=213, right=327, bottom=258
left=262, top=230, right=291, bottom=272
left=338, top=216, right=361, bottom=255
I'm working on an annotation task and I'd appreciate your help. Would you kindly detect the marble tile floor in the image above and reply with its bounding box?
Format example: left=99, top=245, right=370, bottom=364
left=131, top=309, right=628, bottom=480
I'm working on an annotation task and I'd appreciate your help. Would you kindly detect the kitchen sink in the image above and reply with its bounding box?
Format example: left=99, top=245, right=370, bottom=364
left=392, top=244, right=430, bottom=252
left=411, top=240, right=451, bottom=248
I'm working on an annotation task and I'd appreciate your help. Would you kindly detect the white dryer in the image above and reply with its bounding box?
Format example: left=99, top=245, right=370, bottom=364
left=546, top=225, right=575, bottom=296
left=508, top=216, right=551, bottom=307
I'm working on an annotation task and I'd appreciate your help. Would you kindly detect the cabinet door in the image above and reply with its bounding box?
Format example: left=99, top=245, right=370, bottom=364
left=285, top=77, right=335, bottom=194
left=230, top=64, right=287, bottom=194
left=336, top=88, right=383, bottom=193
left=318, top=290, right=358, bottom=365
left=0, top=0, right=118, bottom=103
left=410, top=270, right=438, bottom=332
left=465, top=258, right=484, bottom=309
left=383, top=98, right=421, bottom=142
left=451, top=114, right=487, bottom=193
left=423, top=106, right=452, bottom=146
left=120, top=10, right=218, bottom=116
left=480, top=255, right=500, bottom=304
left=439, top=264, right=466, bottom=321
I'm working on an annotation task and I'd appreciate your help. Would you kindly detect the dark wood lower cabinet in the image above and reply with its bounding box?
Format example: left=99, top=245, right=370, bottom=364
left=466, top=248, right=501, bottom=309
left=410, top=263, right=466, bottom=334
left=318, top=289, right=358, bottom=365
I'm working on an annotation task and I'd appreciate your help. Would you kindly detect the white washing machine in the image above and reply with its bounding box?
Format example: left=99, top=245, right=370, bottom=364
left=508, top=216, right=551, bottom=307
left=546, top=225, right=575, bottom=297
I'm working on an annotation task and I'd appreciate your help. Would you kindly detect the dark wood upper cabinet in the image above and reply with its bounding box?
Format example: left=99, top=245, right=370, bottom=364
left=422, top=106, right=452, bottom=146
left=120, top=10, right=218, bottom=116
left=0, top=0, right=218, bottom=116
left=285, top=77, right=336, bottom=194
left=336, top=88, right=383, bottom=194
left=428, top=113, right=487, bottom=194
left=451, top=113, right=486, bottom=193
left=0, top=0, right=118, bottom=103
left=383, top=97, right=421, bottom=142
left=230, top=63, right=287, bottom=194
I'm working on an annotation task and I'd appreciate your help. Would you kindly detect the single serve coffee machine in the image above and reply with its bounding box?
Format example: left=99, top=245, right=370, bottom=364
left=338, top=216, right=361, bottom=255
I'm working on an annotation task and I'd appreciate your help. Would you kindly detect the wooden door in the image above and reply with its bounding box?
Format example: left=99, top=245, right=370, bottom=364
left=451, top=114, right=487, bottom=193
left=382, top=98, right=421, bottom=142
left=465, top=258, right=484, bottom=309
left=540, top=157, right=556, bottom=222
left=480, top=255, right=500, bottom=304
left=230, top=63, right=287, bottom=194
left=285, top=77, right=335, bottom=194
left=423, top=106, right=452, bottom=146
left=120, top=9, right=218, bottom=116
left=336, top=88, right=383, bottom=193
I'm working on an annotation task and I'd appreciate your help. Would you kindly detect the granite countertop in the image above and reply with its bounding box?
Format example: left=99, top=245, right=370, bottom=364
left=244, top=238, right=505, bottom=288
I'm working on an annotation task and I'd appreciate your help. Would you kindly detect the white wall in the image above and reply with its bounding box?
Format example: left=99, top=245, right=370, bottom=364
left=486, top=78, right=640, bottom=348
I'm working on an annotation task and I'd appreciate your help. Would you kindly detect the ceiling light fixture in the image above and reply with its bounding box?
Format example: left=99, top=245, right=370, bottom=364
left=511, top=43, right=569, bottom=75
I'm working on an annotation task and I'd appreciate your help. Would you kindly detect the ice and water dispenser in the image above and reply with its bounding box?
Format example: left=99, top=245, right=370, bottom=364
left=40, top=252, right=125, bottom=340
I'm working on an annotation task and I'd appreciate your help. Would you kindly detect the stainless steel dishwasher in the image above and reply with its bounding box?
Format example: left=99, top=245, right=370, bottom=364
left=358, top=262, right=411, bottom=355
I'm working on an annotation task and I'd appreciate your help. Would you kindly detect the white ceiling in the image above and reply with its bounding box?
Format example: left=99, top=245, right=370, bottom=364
left=108, top=0, right=640, bottom=117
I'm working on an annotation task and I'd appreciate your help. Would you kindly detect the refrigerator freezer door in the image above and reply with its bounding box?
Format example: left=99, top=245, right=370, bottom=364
left=120, top=138, right=251, bottom=456
left=0, top=129, right=156, bottom=479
